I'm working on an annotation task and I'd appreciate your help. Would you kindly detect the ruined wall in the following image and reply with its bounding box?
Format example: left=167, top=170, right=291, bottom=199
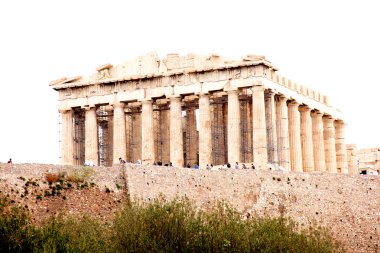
left=0, top=163, right=379, bottom=252
left=358, top=147, right=380, bottom=172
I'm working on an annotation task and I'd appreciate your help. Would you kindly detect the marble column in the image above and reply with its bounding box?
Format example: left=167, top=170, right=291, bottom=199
left=275, top=95, right=290, bottom=170
left=288, top=101, right=302, bottom=172
left=264, top=90, right=278, bottom=165
left=186, top=105, right=198, bottom=166
left=85, top=106, right=98, bottom=165
left=311, top=111, right=326, bottom=172
left=112, top=102, right=127, bottom=165
left=170, top=97, right=184, bottom=167
left=199, top=94, right=212, bottom=168
left=60, top=109, right=74, bottom=165
left=299, top=105, right=314, bottom=172
left=346, top=144, right=358, bottom=174
left=323, top=115, right=337, bottom=173
left=252, top=86, right=268, bottom=166
left=334, top=120, right=348, bottom=173
left=227, top=90, right=240, bottom=164
left=141, top=100, right=155, bottom=164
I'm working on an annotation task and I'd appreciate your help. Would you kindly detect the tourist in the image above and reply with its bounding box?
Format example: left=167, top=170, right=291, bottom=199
left=119, top=157, right=126, bottom=165
left=7, top=158, right=12, bottom=164
left=235, top=162, right=239, bottom=169
left=251, top=163, right=255, bottom=170
left=194, top=164, right=199, bottom=170
left=227, top=162, right=231, bottom=169
left=242, top=164, right=247, bottom=169
left=206, top=164, right=211, bottom=170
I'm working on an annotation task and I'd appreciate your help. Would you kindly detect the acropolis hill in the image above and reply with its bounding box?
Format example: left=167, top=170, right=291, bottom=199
left=50, top=52, right=358, bottom=174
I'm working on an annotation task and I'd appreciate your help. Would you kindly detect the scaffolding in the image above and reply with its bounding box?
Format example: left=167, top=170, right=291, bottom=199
left=239, top=89, right=253, bottom=163
left=126, top=106, right=141, bottom=163
left=73, top=108, right=85, bottom=165
left=183, top=100, right=198, bottom=167
left=153, top=102, right=170, bottom=165
left=97, top=106, right=113, bottom=167
left=211, top=94, right=228, bottom=165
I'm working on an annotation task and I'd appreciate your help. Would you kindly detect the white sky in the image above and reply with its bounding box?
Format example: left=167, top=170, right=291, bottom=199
left=0, top=0, right=378, bottom=164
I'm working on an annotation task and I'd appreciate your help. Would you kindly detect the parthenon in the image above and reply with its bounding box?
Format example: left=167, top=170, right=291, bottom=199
left=50, top=52, right=354, bottom=173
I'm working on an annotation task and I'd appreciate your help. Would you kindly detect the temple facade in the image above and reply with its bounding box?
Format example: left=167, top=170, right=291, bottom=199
left=50, top=52, right=353, bottom=173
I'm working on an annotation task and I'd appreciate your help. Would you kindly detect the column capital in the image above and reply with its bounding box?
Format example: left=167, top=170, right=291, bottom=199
left=264, top=89, right=276, bottom=98
left=112, top=102, right=125, bottom=109
left=311, top=109, right=323, bottom=117
left=323, top=114, right=335, bottom=122
left=251, top=85, right=265, bottom=92
left=275, top=94, right=289, bottom=102
left=227, top=89, right=238, bottom=95
left=288, top=100, right=300, bottom=107
left=58, top=108, right=72, bottom=113
left=334, top=119, right=345, bottom=126
left=83, top=105, right=96, bottom=111
left=299, top=105, right=312, bottom=113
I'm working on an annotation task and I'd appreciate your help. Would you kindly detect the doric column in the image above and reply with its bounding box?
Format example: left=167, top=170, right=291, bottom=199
left=299, top=105, right=314, bottom=172
left=85, top=106, right=98, bottom=165
left=323, top=115, right=337, bottom=173
left=334, top=120, right=348, bottom=173
left=186, top=104, right=198, bottom=166
left=141, top=100, right=155, bottom=164
left=252, top=86, right=268, bottom=166
left=288, top=101, right=302, bottom=172
left=60, top=109, right=74, bottom=165
left=346, top=144, right=358, bottom=174
left=311, top=111, right=326, bottom=172
left=227, top=90, right=240, bottom=164
left=199, top=94, right=212, bottom=168
left=275, top=95, right=290, bottom=170
left=112, top=102, right=127, bottom=165
left=170, top=97, right=184, bottom=167
left=264, top=90, right=278, bottom=165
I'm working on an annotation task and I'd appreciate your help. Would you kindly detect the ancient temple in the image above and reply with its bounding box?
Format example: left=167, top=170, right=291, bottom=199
left=50, top=52, right=354, bottom=173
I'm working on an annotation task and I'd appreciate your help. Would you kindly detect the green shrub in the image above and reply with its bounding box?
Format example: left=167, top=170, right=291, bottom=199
left=0, top=196, right=340, bottom=253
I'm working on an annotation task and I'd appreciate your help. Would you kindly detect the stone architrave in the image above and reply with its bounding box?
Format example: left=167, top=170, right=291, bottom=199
left=311, top=110, right=326, bottom=172
left=334, top=120, right=348, bottom=173
left=170, top=97, right=184, bottom=167
left=199, top=94, right=212, bottom=168
left=60, top=109, right=74, bottom=165
left=252, top=86, right=268, bottom=167
left=264, top=90, right=278, bottom=165
left=141, top=100, right=155, bottom=165
left=323, top=116, right=337, bottom=173
left=288, top=101, right=302, bottom=172
left=227, top=90, right=241, bottom=164
left=299, top=105, right=314, bottom=172
left=85, top=106, right=99, bottom=165
left=112, top=102, right=127, bottom=165
left=275, top=95, right=290, bottom=170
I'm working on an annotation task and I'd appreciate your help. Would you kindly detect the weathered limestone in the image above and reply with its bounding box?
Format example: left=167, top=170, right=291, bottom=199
left=131, top=111, right=142, bottom=162
left=60, top=109, right=74, bottom=165
left=141, top=100, right=154, bottom=164
left=227, top=90, right=240, bottom=164
left=85, top=107, right=98, bottom=164
left=112, top=103, right=126, bottom=164
left=170, top=97, right=183, bottom=167
left=334, top=120, right=348, bottom=173
left=311, top=111, right=326, bottom=172
left=299, top=105, right=314, bottom=172
left=288, top=101, right=302, bottom=172
left=199, top=94, right=212, bottom=168
left=264, top=90, right=278, bottom=165
left=252, top=86, right=268, bottom=166
left=275, top=95, right=290, bottom=170
left=323, top=116, right=337, bottom=173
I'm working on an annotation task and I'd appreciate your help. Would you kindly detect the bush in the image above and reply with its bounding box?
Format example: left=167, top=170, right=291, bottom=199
left=0, top=196, right=340, bottom=253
